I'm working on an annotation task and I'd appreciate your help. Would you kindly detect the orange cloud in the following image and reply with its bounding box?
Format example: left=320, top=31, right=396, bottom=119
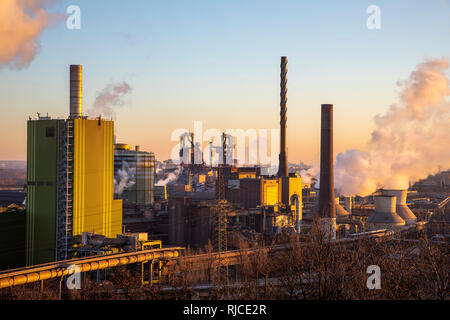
left=0, top=0, right=63, bottom=69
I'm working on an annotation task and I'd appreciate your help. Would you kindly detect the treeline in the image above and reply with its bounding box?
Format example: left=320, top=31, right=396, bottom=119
left=0, top=168, right=26, bottom=188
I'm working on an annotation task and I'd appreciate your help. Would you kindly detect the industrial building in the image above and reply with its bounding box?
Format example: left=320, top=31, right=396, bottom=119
left=25, top=65, right=122, bottom=266
left=168, top=57, right=303, bottom=250
left=0, top=56, right=447, bottom=299
left=164, top=56, right=429, bottom=251
left=114, top=143, right=155, bottom=216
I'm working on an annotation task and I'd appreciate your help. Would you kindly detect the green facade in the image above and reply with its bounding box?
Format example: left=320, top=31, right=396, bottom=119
left=26, top=119, right=62, bottom=265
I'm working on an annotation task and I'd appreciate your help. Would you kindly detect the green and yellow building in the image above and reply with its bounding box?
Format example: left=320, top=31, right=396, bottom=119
left=26, top=117, right=122, bottom=266
left=24, top=65, right=122, bottom=266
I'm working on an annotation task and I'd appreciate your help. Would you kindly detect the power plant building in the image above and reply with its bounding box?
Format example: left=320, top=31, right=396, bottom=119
left=114, top=144, right=155, bottom=215
left=25, top=65, right=122, bottom=266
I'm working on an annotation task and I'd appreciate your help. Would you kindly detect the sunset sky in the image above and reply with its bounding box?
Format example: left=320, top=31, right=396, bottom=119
left=0, top=0, right=449, bottom=165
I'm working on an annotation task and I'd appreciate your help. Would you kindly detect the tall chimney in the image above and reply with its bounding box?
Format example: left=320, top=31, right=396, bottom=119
left=278, top=56, right=288, bottom=178
left=318, top=104, right=336, bottom=238
left=69, top=65, right=82, bottom=118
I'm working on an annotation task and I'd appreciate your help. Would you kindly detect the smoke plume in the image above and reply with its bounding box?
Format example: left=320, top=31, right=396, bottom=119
left=300, top=163, right=319, bottom=184
left=0, top=0, right=63, bottom=69
left=114, top=162, right=136, bottom=195
left=155, top=168, right=181, bottom=186
left=89, top=81, right=132, bottom=118
left=335, top=58, right=450, bottom=196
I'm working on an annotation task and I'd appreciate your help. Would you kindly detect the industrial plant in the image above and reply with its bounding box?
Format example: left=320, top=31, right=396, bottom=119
left=0, top=57, right=448, bottom=301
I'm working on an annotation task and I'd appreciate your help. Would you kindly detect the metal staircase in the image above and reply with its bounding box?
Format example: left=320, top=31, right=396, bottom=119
left=56, top=120, right=74, bottom=261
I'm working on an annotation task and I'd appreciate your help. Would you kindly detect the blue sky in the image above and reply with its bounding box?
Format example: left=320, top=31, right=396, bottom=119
left=0, top=0, right=449, bottom=163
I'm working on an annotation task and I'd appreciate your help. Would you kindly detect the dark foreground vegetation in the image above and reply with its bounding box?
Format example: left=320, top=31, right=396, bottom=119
left=1, top=224, right=448, bottom=300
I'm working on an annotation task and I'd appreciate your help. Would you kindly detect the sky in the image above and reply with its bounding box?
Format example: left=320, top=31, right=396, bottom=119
left=0, top=0, right=449, bottom=165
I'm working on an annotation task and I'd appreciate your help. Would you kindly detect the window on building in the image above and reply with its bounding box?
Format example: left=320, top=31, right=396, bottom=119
left=46, top=127, right=55, bottom=137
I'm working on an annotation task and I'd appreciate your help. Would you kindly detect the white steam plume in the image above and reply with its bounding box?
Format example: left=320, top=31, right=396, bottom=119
left=300, top=163, right=319, bottom=184
left=89, top=81, right=132, bottom=118
left=114, top=162, right=136, bottom=195
left=0, top=0, right=64, bottom=70
left=335, top=58, right=450, bottom=196
left=155, top=168, right=181, bottom=186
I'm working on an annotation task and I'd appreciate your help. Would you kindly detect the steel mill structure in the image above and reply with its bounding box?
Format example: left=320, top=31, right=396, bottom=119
left=168, top=57, right=303, bottom=250
left=0, top=57, right=441, bottom=293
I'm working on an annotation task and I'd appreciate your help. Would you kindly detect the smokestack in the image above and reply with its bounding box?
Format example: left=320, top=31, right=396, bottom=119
left=318, top=104, right=336, bottom=238
left=278, top=56, right=288, bottom=177
left=69, top=65, right=82, bottom=118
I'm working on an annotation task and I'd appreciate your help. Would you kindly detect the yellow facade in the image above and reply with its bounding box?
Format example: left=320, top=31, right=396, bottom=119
left=238, top=172, right=256, bottom=179
left=287, top=176, right=302, bottom=201
left=73, top=118, right=122, bottom=238
left=198, top=174, right=206, bottom=184
left=259, top=175, right=302, bottom=211
left=261, top=178, right=279, bottom=205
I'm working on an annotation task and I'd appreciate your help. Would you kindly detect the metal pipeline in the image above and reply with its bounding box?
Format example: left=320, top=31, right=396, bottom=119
left=0, top=247, right=182, bottom=289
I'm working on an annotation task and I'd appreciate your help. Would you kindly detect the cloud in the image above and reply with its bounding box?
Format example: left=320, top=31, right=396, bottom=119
left=88, top=81, right=132, bottom=118
left=0, top=0, right=64, bottom=70
left=334, top=58, right=450, bottom=196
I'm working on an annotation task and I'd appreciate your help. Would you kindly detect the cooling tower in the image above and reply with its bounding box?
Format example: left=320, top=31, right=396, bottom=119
left=335, top=197, right=350, bottom=217
left=69, top=65, right=82, bottom=118
left=381, top=189, right=417, bottom=224
left=367, top=195, right=405, bottom=230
